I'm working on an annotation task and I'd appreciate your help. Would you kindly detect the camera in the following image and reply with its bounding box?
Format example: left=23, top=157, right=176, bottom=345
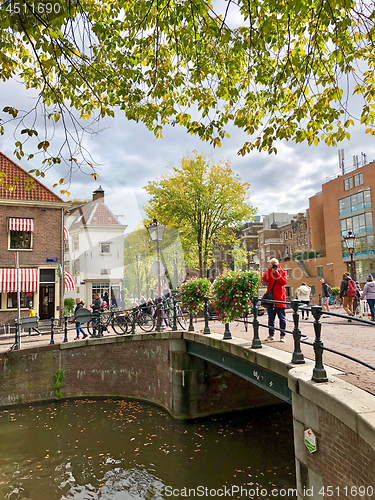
left=272, top=263, right=278, bottom=270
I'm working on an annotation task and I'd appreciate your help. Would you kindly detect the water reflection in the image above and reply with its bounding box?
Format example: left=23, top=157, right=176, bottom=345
left=0, top=400, right=296, bottom=499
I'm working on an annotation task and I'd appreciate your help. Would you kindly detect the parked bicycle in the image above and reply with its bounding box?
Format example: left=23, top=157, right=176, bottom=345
left=111, top=306, right=155, bottom=334
left=164, top=297, right=188, bottom=330
left=87, top=310, right=129, bottom=336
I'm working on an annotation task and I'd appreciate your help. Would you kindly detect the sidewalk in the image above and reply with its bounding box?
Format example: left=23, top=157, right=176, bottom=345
left=194, top=307, right=375, bottom=396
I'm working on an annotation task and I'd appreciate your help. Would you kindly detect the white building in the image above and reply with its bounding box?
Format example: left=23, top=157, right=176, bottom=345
left=64, top=187, right=127, bottom=307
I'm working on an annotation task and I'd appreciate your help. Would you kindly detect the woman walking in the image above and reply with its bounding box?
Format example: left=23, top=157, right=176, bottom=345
left=74, top=298, right=88, bottom=339
left=361, top=275, right=375, bottom=321
left=295, top=282, right=311, bottom=320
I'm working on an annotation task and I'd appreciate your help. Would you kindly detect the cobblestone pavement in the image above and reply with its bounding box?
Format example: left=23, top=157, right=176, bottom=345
left=1, top=307, right=374, bottom=396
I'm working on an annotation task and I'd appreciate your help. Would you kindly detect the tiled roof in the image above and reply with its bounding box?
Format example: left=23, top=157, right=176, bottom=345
left=67, top=202, right=122, bottom=227
left=0, top=152, right=64, bottom=203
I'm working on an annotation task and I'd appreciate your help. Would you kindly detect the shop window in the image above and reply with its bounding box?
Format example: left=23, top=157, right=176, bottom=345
left=7, top=292, right=33, bottom=309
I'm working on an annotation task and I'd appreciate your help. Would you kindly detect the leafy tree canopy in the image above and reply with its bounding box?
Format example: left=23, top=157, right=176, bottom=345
left=0, top=0, right=374, bottom=183
left=143, top=152, right=256, bottom=277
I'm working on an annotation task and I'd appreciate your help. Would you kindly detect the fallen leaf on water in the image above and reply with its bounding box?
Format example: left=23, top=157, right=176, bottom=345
left=36, top=465, right=42, bottom=469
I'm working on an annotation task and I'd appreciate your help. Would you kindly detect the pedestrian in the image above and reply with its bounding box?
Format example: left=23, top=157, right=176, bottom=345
left=360, top=275, right=375, bottom=321
left=74, top=298, right=88, bottom=340
left=295, top=282, right=311, bottom=320
left=103, top=292, right=109, bottom=310
left=153, top=288, right=169, bottom=329
left=319, top=278, right=332, bottom=317
left=353, top=282, right=362, bottom=317
left=90, top=293, right=104, bottom=336
left=262, top=258, right=288, bottom=342
left=339, top=272, right=357, bottom=320
left=27, top=304, right=40, bottom=335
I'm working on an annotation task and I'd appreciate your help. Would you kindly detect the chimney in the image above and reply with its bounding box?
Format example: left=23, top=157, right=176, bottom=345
left=93, top=186, right=104, bottom=203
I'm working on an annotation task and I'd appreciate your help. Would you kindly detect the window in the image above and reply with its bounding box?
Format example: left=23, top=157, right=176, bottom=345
left=9, top=231, right=32, bottom=250
left=350, top=191, right=364, bottom=212
left=101, top=243, right=111, bottom=254
left=285, top=269, right=292, bottom=278
left=310, top=285, right=316, bottom=296
left=101, top=269, right=111, bottom=275
left=64, top=240, right=69, bottom=253
left=365, top=212, right=373, bottom=231
left=64, top=261, right=70, bottom=273
left=317, top=266, right=324, bottom=278
left=73, top=259, right=80, bottom=275
left=284, top=232, right=288, bottom=240
left=290, top=244, right=293, bottom=254
left=289, top=231, right=292, bottom=239
left=364, top=188, right=371, bottom=208
left=92, top=282, right=109, bottom=301
left=40, top=269, right=55, bottom=282
left=73, top=235, right=79, bottom=251
left=7, top=292, right=33, bottom=309
left=339, top=196, right=351, bottom=215
left=344, top=177, right=353, bottom=191
left=354, top=172, right=363, bottom=187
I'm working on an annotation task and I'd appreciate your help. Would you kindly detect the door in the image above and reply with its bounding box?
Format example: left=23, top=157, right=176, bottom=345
left=39, top=285, right=55, bottom=320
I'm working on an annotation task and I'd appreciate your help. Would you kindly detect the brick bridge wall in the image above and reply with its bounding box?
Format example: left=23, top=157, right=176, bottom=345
left=0, top=333, right=280, bottom=417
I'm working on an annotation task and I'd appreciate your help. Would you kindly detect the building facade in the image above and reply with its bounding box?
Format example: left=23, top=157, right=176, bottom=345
left=0, top=152, right=67, bottom=324
left=64, top=187, right=127, bottom=307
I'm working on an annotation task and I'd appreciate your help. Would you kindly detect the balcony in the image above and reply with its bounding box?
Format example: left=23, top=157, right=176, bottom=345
left=265, top=238, right=283, bottom=244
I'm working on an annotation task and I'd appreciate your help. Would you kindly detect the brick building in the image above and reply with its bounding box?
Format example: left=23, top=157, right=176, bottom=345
left=0, top=152, right=68, bottom=323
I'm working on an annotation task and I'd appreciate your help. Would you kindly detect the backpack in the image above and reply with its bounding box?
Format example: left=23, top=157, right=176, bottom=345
left=101, top=300, right=108, bottom=311
left=346, top=279, right=357, bottom=298
left=325, top=283, right=332, bottom=296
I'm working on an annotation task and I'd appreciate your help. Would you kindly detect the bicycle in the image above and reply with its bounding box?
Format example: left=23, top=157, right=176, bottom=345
left=164, top=297, right=188, bottom=330
left=87, top=310, right=129, bottom=336
left=114, top=306, right=155, bottom=334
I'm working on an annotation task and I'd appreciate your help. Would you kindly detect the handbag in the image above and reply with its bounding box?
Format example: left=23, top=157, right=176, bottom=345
left=261, top=279, right=277, bottom=308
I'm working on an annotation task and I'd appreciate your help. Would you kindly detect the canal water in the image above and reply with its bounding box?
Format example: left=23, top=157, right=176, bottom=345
left=0, top=400, right=296, bottom=499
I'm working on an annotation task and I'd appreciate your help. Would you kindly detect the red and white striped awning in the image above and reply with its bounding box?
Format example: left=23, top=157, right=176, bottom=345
left=64, top=271, right=76, bottom=291
left=63, top=226, right=69, bottom=240
left=0, top=268, right=38, bottom=293
left=9, top=218, right=34, bottom=232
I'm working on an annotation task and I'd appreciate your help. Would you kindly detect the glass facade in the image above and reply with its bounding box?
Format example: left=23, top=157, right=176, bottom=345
left=339, top=187, right=371, bottom=215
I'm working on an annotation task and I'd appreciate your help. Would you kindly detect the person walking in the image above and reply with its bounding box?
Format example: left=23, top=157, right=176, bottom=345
left=361, top=275, right=375, bottom=321
left=295, top=282, right=311, bottom=320
left=319, top=278, right=331, bottom=317
left=339, top=272, right=357, bottom=320
left=262, top=258, right=288, bottom=342
left=74, top=298, right=88, bottom=340
left=90, top=293, right=104, bottom=336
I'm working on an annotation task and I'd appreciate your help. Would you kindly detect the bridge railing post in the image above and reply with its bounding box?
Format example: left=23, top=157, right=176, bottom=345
left=97, top=311, right=103, bottom=338
left=203, top=297, right=211, bottom=335
left=131, top=308, right=137, bottom=335
left=188, top=311, right=194, bottom=332
left=251, top=295, right=262, bottom=349
left=291, top=300, right=304, bottom=364
left=63, top=316, right=68, bottom=343
left=223, top=322, right=231, bottom=339
left=311, top=305, right=328, bottom=382
left=50, top=317, right=55, bottom=345
left=157, top=302, right=163, bottom=332
left=172, top=297, right=178, bottom=331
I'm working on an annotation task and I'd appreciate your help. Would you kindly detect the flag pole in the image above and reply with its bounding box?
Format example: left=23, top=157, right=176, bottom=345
left=16, top=251, right=21, bottom=350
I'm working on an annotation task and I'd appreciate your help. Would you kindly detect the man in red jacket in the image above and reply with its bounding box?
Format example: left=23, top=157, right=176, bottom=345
left=262, top=258, right=288, bottom=342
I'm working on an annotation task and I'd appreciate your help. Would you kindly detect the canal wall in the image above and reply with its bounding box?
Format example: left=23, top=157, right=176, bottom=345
left=1, top=331, right=375, bottom=498
left=0, top=332, right=278, bottom=417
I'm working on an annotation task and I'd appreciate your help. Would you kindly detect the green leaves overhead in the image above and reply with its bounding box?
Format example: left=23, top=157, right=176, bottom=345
left=0, top=0, right=374, bottom=170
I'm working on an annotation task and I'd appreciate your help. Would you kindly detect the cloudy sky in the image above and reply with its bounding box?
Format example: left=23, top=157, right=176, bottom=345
left=1, top=44, right=374, bottom=235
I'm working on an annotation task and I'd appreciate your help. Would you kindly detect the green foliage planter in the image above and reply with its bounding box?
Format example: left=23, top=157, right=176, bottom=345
left=179, top=278, right=212, bottom=315
left=212, top=270, right=261, bottom=323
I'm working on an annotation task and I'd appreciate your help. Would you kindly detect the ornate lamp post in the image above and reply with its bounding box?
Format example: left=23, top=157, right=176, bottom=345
left=146, top=218, right=166, bottom=331
left=343, top=230, right=356, bottom=280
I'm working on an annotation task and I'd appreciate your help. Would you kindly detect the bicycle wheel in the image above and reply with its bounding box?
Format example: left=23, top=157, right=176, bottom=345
left=176, top=306, right=187, bottom=330
left=112, top=315, right=129, bottom=335
left=138, top=313, right=155, bottom=332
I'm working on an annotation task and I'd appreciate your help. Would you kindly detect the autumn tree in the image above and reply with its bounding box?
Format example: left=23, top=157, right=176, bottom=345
left=143, top=152, right=256, bottom=277
left=0, top=0, right=374, bottom=185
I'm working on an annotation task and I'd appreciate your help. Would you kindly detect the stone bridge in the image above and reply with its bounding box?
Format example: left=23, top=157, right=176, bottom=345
left=0, top=331, right=374, bottom=500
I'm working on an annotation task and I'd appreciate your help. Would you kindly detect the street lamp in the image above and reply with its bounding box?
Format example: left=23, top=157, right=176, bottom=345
left=146, top=218, right=166, bottom=331
left=343, top=230, right=356, bottom=280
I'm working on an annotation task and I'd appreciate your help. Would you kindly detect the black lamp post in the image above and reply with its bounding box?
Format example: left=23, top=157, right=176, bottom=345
left=146, top=218, right=166, bottom=331
left=343, top=230, right=356, bottom=280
